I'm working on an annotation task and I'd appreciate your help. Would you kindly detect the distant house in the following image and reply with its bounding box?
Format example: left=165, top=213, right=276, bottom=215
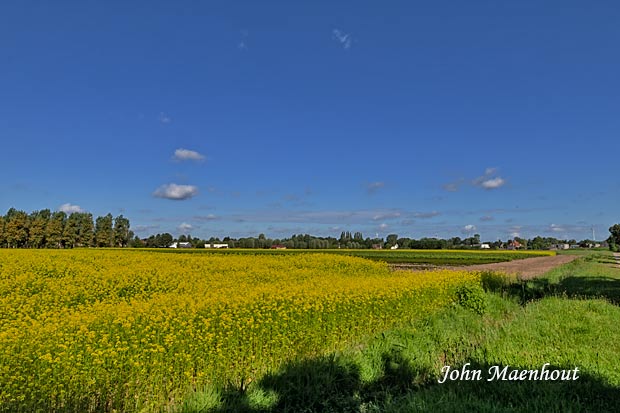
left=372, top=244, right=382, bottom=250
left=169, top=242, right=192, bottom=248
left=507, top=239, right=523, bottom=250
left=479, top=243, right=490, bottom=249
left=205, top=243, right=229, bottom=249
left=550, top=244, right=570, bottom=250
left=390, top=244, right=399, bottom=250
left=270, top=244, right=287, bottom=249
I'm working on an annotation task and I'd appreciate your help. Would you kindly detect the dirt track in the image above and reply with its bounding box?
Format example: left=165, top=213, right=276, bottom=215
left=391, top=254, right=579, bottom=280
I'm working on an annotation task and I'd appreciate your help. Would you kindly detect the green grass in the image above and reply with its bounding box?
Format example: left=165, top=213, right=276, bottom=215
left=179, top=254, right=620, bottom=413
left=134, top=248, right=554, bottom=265
left=556, top=248, right=613, bottom=256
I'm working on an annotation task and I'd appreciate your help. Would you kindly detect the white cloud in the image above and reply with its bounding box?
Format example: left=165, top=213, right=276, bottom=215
left=442, top=178, right=465, bottom=192
left=238, top=30, right=249, bottom=50
left=372, top=212, right=401, bottom=221
left=550, top=224, right=565, bottom=233
left=332, top=29, right=352, bottom=49
left=480, top=215, right=494, bottom=222
left=178, top=222, right=193, bottom=233
left=462, top=224, right=477, bottom=234
left=443, top=183, right=459, bottom=192
left=173, top=148, right=205, bottom=161
left=159, top=112, right=172, bottom=123
left=473, top=168, right=506, bottom=190
left=480, top=177, right=506, bottom=190
left=414, top=211, right=440, bottom=219
left=58, top=203, right=84, bottom=214
left=366, top=181, right=385, bottom=194
left=193, top=214, right=218, bottom=221
left=509, top=225, right=522, bottom=238
left=379, top=223, right=388, bottom=230
left=153, top=183, right=199, bottom=200
left=134, top=224, right=160, bottom=233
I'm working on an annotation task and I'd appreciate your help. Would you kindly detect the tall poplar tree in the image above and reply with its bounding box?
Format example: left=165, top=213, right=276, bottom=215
left=5, top=209, right=29, bottom=248
left=95, top=213, right=114, bottom=247
left=0, top=216, right=6, bottom=248
left=28, top=209, right=50, bottom=248
left=62, top=213, right=81, bottom=248
left=113, top=215, right=131, bottom=247
left=78, top=213, right=95, bottom=247
left=46, top=211, right=66, bottom=248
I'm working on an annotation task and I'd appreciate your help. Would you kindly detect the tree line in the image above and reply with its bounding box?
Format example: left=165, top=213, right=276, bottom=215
left=144, top=231, right=612, bottom=251
left=0, top=208, right=132, bottom=248
left=2, top=207, right=617, bottom=251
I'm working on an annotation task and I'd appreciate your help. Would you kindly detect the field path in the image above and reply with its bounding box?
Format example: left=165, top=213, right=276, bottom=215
left=392, top=254, right=579, bottom=280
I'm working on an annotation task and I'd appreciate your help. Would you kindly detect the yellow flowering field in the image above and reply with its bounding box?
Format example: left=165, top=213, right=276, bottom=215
left=0, top=249, right=481, bottom=412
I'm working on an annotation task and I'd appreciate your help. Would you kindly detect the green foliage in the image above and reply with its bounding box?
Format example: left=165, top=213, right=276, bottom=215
left=454, top=283, right=487, bottom=315
left=0, top=208, right=122, bottom=249
left=609, top=224, right=620, bottom=251
left=113, top=215, right=131, bottom=247
left=95, top=213, right=114, bottom=247
left=480, top=270, right=513, bottom=292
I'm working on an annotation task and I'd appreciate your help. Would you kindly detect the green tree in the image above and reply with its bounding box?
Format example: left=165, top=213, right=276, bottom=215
left=129, top=235, right=144, bottom=248
left=0, top=215, right=6, bottom=247
left=46, top=211, right=66, bottom=248
left=95, top=213, right=114, bottom=247
left=608, top=224, right=620, bottom=251
left=5, top=209, right=29, bottom=248
left=160, top=233, right=173, bottom=247
left=78, top=213, right=95, bottom=247
left=28, top=209, right=50, bottom=248
left=113, top=215, right=131, bottom=247
left=386, top=233, right=398, bottom=248
left=63, top=213, right=81, bottom=248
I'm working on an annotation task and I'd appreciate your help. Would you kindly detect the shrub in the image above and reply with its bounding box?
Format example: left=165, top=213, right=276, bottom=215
left=455, top=283, right=487, bottom=315
left=480, top=271, right=513, bottom=293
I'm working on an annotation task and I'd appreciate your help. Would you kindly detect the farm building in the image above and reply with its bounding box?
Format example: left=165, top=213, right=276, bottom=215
left=169, top=242, right=192, bottom=248
left=204, top=243, right=229, bottom=249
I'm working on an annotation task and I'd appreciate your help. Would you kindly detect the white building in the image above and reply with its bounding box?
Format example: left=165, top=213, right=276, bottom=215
left=169, top=242, right=192, bottom=248
left=205, top=243, right=229, bottom=249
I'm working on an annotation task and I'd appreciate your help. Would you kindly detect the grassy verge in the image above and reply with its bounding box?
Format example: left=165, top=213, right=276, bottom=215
left=182, top=255, right=620, bottom=412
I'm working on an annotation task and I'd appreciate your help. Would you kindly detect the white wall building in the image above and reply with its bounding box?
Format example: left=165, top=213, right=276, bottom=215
left=205, top=243, right=229, bottom=249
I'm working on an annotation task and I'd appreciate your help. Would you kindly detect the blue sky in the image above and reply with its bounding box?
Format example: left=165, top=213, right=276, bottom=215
left=1, top=1, right=619, bottom=242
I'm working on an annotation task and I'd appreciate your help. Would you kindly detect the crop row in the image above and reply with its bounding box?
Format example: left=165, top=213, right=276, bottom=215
left=136, top=248, right=555, bottom=265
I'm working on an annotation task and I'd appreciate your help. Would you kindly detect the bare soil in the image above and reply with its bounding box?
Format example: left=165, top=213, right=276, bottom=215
left=391, top=254, right=580, bottom=280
